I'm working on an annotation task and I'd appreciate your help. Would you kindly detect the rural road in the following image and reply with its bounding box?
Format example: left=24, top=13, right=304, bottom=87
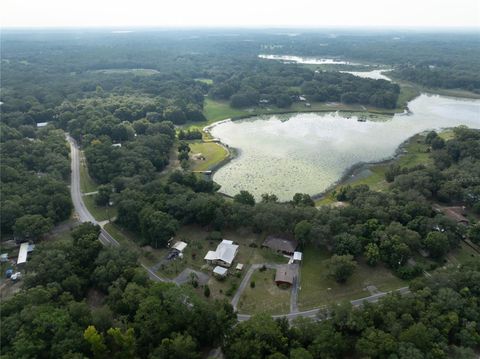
left=67, top=133, right=411, bottom=321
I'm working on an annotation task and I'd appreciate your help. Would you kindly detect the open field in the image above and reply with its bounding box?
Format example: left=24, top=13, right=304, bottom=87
left=298, top=246, right=407, bottom=310
left=194, top=78, right=213, bottom=84
left=189, top=141, right=229, bottom=171
left=88, top=68, right=160, bottom=76
left=237, top=269, right=291, bottom=315
left=83, top=195, right=117, bottom=222
left=79, top=152, right=98, bottom=193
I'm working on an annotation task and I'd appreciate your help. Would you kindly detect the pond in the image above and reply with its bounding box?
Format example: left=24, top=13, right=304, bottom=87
left=210, top=94, right=480, bottom=201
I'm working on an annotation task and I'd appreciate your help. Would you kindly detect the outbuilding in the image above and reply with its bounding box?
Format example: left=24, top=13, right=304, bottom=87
left=275, top=265, right=294, bottom=287
left=172, top=241, right=187, bottom=253
left=293, top=251, right=303, bottom=263
left=213, top=266, right=228, bottom=278
left=17, top=242, right=29, bottom=265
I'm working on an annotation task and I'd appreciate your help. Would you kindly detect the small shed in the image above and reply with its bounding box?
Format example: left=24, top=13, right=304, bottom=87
left=0, top=253, right=8, bottom=263
left=293, top=251, right=303, bottom=263
left=213, top=266, right=228, bottom=278
left=275, top=265, right=294, bottom=287
left=172, top=241, right=187, bottom=253
left=236, top=263, right=244, bottom=271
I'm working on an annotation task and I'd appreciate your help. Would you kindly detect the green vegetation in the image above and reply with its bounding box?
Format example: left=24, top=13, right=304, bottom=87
left=79, top=152, right=98, bottom=193
left=238, top=269, right=290, bottom=315
left=83, top=195, right=117, bottom=222
left=203, top=98, right=249, bottom=124
left=189, top=141, right=229, bottom=171
left=299, top=246, right=406, bottom=310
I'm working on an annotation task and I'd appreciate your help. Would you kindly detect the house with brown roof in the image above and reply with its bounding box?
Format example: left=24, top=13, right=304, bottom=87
left=263, top=235, right=298, bottom=255
left=275, top=265, right=294, bottom=287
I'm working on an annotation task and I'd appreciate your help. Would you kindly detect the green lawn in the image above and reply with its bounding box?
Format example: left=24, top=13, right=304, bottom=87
left=195, top=78, right=213, bottom=85
left=189, top=141, right=229, bottom=171
left=448, top=242, right=479, bottom=266
left=238, top=269, right=291, bottom=315
left=298, top=246, right=406, bottom=310
left=79, top=152, right=98, bottom=193
left=83, top=195, right=117, bottom=222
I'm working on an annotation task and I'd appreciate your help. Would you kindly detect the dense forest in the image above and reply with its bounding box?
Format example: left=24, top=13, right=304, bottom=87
left=0, top=123, right=72, bottom=238
left=1, top=222, right=478, bottom=358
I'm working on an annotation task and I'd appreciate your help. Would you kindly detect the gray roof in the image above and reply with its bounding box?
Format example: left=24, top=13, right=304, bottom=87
left=263, top=236, right=298, bottom=253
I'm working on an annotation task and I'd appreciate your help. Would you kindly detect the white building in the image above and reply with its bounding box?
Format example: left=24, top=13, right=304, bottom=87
left=172, top=241, right=187, bottom=253
left=204, top=240, right=239, bottom=268
left=213, top=266, right=228, bottom=278
left=293, top=251, right=303, bottom=263
left=17, top=243, right=29, bottom=265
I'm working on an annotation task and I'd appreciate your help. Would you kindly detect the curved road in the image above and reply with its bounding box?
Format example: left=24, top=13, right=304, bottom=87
left=68, top=134, right=410, bottom=321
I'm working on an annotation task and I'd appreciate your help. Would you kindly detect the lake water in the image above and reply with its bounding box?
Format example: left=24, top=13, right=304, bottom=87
left=210, top=94, right=480, bottom=201
left=259, top=54, right=359, bottom=65
left=341, top=69, right=392, bottom=81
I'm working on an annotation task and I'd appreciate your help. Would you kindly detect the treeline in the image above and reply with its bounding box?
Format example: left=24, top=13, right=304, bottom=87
left=0, top=223, right=236, bottom=358
left=0, top=124, right=72, bottom=238
left=392, top=64, right=480, bottom=93
left=209, top=61, right=400, bottom=109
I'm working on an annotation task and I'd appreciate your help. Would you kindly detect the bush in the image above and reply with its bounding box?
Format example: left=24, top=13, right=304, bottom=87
left=250, top=281, right=255, bottom=288
left=204, top=285, right=210, bottom=297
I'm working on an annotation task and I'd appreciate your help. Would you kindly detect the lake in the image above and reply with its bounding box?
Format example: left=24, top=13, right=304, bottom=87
left=210, top=94, right=480, bottom=201
left=258, top=54, right=359, bottom=65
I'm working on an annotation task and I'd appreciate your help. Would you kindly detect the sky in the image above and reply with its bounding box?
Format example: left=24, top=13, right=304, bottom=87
left=1, top=0, right=479, bottom=28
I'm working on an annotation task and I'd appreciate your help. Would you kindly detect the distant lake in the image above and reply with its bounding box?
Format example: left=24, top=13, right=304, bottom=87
left=341, top=69, right=392, bottom=81
left=258, top=54, right=359, bottom=65
left=210, top=94, right=480, bottom=201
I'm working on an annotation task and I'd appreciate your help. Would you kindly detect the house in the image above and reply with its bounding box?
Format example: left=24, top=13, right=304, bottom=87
left=275, top=265, right=294, bottom=287
left=293, top=251, right=303, bottom=263
left=112, top=143, right=122, bottom=147
left=36, top=122, right=49, bottom=128
left=172, top=241, right=187, bottom=253
left=204, top=239, right=239, bottom=268
left=213, top=266, right=228, bottom=278
left=263, top=235, right=298, bottom=255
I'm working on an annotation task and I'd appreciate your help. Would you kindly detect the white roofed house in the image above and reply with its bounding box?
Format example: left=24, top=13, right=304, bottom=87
left=204, top=239, right=239, bottom=268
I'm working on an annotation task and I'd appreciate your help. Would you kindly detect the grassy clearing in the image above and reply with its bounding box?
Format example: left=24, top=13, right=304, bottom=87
left=89, top=68, right=160, bottom=76
left=103, top=223, right=168, bottom=267
left=189, top=142, right=229, bottom=171
left=396, top=84, right=421, bottom=109
left=298, top=246, right=406, bottom=310
left=195, top=78, right=213, bottom=85
left=79, top=152, right=98, bottom=193
left=238, top=269, right=291, bottom=315
left=448, top=242, right=479, bottom=266
left=83, top=195, right=117, bottom=222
